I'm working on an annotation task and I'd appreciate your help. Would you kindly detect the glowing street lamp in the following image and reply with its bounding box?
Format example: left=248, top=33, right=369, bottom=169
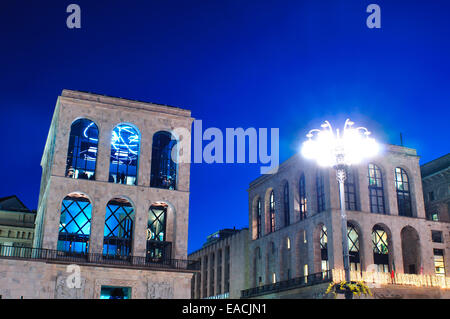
left=301, top=119, right=379, bottom=283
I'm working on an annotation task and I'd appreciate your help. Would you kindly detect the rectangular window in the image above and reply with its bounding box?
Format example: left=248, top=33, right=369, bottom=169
left=210, top=253, right=215, bottom=296
left=429, top=191, right=435, bottom=201
left=431, top=230, right=443, bottom=243
left=224, top=246, right=230, bottom=293
left=433, top=249, right=445, bottom=277
left=343, top=168, right=358, bottom=211
left=316, top=171, right=325, bottom=213
left=203, top=256, right=208, bottom=298
left=100, top=286, right=131, bottom=299
left=196, top=266, right=201, bottom=299
left=217, top=250, right=222, bottom=295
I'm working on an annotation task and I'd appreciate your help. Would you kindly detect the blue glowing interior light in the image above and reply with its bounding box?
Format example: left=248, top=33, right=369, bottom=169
left=111, top=125, right=140, bottom=162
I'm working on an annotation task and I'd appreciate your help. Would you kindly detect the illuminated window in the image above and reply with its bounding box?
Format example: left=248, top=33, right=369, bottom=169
left=57, top=193, right=91, bottom=254
left=108, top=124, right=140, bottom=185
left=347, top=223, right=360, bottom=271
left=428, top=211, right=439, bottom=221
left=269, top=190, right=275, bottom=233
left=320, top=225, right=329, bottom=272
left=299, top=173, right=307, bottom=220
left=343, top=167, right=358, bottom=211
left=316, top=170, right=325, bottom=213
left=395, top=167, right=412, bottom=217
left=286, top=237, right=291, bottom=250
left=150, top=131, right=178, bottom=190
left=256, top=198, right=262, bottom=239
left=100, top=286, right=131, bottom=299
left=65, top=119, right=98, bottom=180
left=283, top=182, right=290, bottom=226
left=368, top=164, right=386, bottom=214
left=272, top=272, right=276, bottom=283
left=433, top=249, right=445, bottom=277
left=146, top=203, right=169, bottom=260
left=372, top=225, right=389, bottom=272
left=103, top=198, right=134, bottom=257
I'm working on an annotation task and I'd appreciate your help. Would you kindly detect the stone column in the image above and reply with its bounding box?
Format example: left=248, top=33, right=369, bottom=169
left=138, top=125, right=153, bottom=187
left=391, top=228, right=404, bottom=274
left=385, top=163, right=397, bottom=216
left=88, top=196, right=107, bottom=255
left=330, top=211, right=344, bottom=270
left=132, top=193, right=148, bottom=258
left=361, top=223, right=374, bottom=271
left=176, top=121, right=193, bottom=192
left=96, top=120, right=113, bottom=182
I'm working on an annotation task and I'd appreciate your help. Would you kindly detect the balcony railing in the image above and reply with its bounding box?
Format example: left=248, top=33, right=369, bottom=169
left=241, top=270, right=332, bottom=298
left=0, top=245, right=200, bottom=272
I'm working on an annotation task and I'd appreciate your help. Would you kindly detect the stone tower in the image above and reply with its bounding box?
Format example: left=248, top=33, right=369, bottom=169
left=26, top=89, right=196, bottom=298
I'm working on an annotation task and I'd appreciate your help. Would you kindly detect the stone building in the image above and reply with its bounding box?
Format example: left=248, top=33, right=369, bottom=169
left=0, top=90, right=198, bottom=299
left=189, top=228, right=249, bottom=299
left=0, top=196, right=36, bottom=248
left=421, top=153, right=450, bottom=223
left=242, top=144, right=450, bottom=298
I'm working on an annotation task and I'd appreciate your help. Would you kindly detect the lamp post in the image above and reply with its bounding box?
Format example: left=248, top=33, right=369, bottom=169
left=301, top=119, right=379, bottom=285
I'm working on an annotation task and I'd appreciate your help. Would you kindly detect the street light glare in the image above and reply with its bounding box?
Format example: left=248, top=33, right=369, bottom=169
left=301, top=118, right=380, bottom=288
left=301, top=119, right=379, bottom=167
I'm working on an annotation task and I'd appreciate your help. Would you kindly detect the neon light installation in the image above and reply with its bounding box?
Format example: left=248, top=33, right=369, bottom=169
left=109, top=124, right=140, bottom=185
left=65, top=119, right=99, bottom=180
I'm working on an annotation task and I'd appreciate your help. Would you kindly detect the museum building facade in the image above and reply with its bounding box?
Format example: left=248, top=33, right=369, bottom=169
left=0, top=90, right=198, bottom=299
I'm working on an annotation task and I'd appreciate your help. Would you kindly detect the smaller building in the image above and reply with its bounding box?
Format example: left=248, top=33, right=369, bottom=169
left=189, top=228, right=249, bottom=299
left=421, top=153, right=450, bottom=222
left=0, top=195, right=36, bottom=248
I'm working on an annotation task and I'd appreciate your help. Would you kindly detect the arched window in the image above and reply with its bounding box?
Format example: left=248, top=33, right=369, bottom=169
left=299, top=173, right=307, bottom=220
left=401, top=226, right=421, bottom=274
left=347, top=223, right=360, bottom=271
left=109, top=124, right=140, bottom=185
left=343, top=167, right=358, bottom=211
left=269, top=190, right=275, bottom=233
left=372, top=225, right=389, bottom=272
left=320, top=225, right=329, bottom=272
left=103, top=198, right=134, bottom=257
left=58, top=193, right=91, bottom=254
left=150, top=131, right=178, bottom=190
left=147, top=203, right=169, bottom=261
left=395, top=167, right=412, bottom=217
left=283, top=182, right=290, bottom=226
left=368, top=163, right=386, bottom=214
left=316, top=170, right=325, bottom=213
left=65, top=119, right=98, bottom=180
left=256, top=198, right=262, bottom=239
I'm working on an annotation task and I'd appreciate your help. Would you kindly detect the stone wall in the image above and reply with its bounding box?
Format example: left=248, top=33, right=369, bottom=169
left=0, top=258, right=193, bottom=299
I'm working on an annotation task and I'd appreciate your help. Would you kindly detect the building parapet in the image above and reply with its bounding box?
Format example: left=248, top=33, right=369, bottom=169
left=241, top=270, right=332, bottom=298
left=0, top=245, right=200, bottom=273
left=332, top=268, right=450, bottom=289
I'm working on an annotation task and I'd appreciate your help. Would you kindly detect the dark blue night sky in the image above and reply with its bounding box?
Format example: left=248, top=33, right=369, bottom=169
left=0, top=1, right=449, bottom=253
